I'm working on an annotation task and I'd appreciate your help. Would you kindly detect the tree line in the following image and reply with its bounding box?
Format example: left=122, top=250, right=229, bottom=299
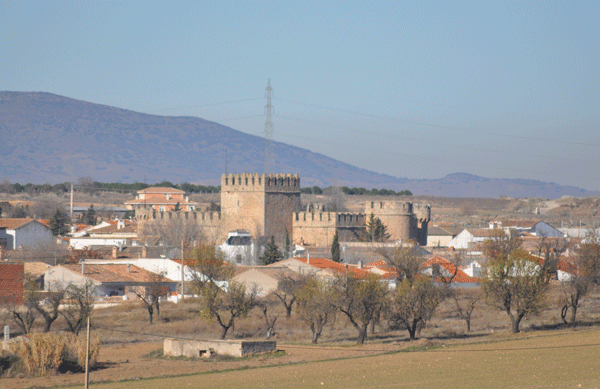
left=300, top=185, right=412, bottom=196
left=0, top=178, right=221, bottom=195
left=1, top=178, right=409, bottom=196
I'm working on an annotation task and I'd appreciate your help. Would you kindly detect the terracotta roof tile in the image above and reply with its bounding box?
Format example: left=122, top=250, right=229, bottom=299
left=59, top=263, right=174, bottom=283
left=294, top=257, right=372, bottom=278
left=138, top=187, right=185, bottom=194
left=0, top=218, right=37, bottom=229
left=125, top=198, right=198, bottom=205
left=420, top=255, right=480, bottom=283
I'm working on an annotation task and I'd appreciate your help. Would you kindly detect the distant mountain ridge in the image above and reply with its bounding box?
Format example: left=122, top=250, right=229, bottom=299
left=0, top=91, right=597, bottom=199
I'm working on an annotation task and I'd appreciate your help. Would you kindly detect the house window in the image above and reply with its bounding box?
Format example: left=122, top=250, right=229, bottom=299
left=159, top=206, right=166, bottom=212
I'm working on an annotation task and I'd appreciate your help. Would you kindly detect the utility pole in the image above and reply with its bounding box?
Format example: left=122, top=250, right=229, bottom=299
left=264, top=79, right=274, bottom=174
left=181, top=240, right=185, bottom=300
left=84, top=316, right=90, bottom=389
left=70, top=184, right=74, bottom=223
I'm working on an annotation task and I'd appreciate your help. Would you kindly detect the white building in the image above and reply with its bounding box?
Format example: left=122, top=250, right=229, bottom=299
left=217, top=230, right=262, bottom=265
left=0, top=218, right=53, bottom=250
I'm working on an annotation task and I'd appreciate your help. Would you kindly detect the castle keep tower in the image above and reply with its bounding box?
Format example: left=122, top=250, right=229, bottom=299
left=221, top=173, right=301, bottom=244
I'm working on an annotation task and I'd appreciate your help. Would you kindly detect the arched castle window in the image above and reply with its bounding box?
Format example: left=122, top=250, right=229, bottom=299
left=245, top=178, right=248, bottom=185
left=225, top=178, right=228, bottom=185
left=371, top=201, right=374, bottom=209
left=252, top=177, right=255, bottom=185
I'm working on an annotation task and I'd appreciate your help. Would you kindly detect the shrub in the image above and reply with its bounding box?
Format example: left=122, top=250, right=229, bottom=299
left=65, top=333, right=101, bottom=369
left=10, top=332, right=66, bottom=376
left=8, top=332, right=101, bottom=376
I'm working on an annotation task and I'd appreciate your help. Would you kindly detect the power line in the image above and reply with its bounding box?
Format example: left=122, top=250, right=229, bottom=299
left=274, top=97, right=600, bottom=148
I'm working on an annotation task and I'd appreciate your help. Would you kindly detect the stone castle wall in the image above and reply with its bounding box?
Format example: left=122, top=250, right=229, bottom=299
left=133, top=173, right=430, bottom=248
left=136, top=209, right=223, bottom=243
left=293, top=211, right=366, bottom=247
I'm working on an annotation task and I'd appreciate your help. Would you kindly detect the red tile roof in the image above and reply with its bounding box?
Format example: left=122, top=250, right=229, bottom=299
left=125, top=198, right=198, bottom=205
left=294, top=257, right=372, bottom=278
left=0, top=218, right=38, bottom=230
left=419, top=255, right=480, bottom=283
left=138, top=187, right=185, bottom=194
left=59, top=263, right=174, bottom=283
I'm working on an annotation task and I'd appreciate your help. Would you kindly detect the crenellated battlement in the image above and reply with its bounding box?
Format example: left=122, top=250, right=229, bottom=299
left=366, top=200, right=414, bottom=214
left=221, top=173, right=300, bottom=193
left=415, top=204, right=431, bottom=222
left=136, top=208, right=221, bottom=223
left=294, top=212, right=366, bottom=228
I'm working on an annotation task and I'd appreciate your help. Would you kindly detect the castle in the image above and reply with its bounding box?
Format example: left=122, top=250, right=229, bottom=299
left=133, top=173, right=430, bottom=248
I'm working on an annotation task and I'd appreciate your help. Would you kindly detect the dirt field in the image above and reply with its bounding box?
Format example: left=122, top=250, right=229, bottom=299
left=4, top=328, right=600, bottom=389
left=1, top=337, right=409, bottom=389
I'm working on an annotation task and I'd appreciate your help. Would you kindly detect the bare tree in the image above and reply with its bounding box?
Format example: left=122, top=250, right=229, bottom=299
left=188, top=244, right=255, bottom=339
left=535, top=234, right=570, bottom=280
left=141, top=217, right=207, bottom=247
left=481, top=230, right=550, bottom=333
left=61, top=281, right=95, bottom=335
left=2, top=277, right=38, bottom=334
left=388, top=277, right=442, bottom=340
left=0, top=178, right=15, bottom=194
left=274, top=272, right=310, bottom=318
left=295, top=275, right=337, bottom=344
left=256, top=294, right=281, bottom=339
left=378, top=243, right=425, bottom=283
left=133, top=272, right=167, bottom=325
left=30, top=195, right=66, bottom=220
left=33, top=281, right=67, bottom=332
left=198, top=281, right=257, bottom=339
left=559, top=232, right=600, bottom=326
left=187, top=244, right=234, bottom=292
left=452, top=288, right=482, bottom=332
left=76, top=176, right=97, bottom=196
left=333, top=273, right=388, bottom=344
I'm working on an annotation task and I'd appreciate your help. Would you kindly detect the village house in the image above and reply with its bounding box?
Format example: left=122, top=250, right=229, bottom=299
left=0, top=218, right=53, bottom=250
left=426, top=226, right=464, bottom=247
left=232, top=266, right=296, bottom=296
left=125, top=187, right=198, bottom=213
left=489, top=220, right=563, bottom=238
left=217, top=230, right=262, bottom=265
left=44, top=262, right=177, bottom=298
left=419, top=255, right=481, bottom=288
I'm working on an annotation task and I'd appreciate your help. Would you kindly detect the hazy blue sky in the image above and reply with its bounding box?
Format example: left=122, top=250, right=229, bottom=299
left=1, top=1, right=599, bottom=189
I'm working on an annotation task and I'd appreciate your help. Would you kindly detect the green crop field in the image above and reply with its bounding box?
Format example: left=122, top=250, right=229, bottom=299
left=84, top=328, right=600, bottom=389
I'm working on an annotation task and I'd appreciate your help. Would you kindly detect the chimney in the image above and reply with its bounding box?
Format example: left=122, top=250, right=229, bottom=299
left=81, top=260, right=85, bottom=274
left=142, top=246, right=148, bottom=258
left=307, top=251, right=310, bottom=264
left=358, top=260, right=363, bottom=269
left=112, top=246, right=118, bottom=259
left=127, top=263, right=131, bottom=273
